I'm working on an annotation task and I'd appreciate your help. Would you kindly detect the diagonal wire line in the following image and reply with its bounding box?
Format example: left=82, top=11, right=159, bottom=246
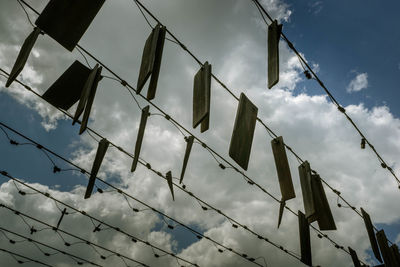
left=0, top=72, right=368, bottom=265
left=0, top=122, right=310, bottom=265
left=0, top=247, right=53, bottom=267
left=251, top=0, right=400, bottom=187
left=14, top=1, right=391, bottom=246
left=9, top=0, right=385, bottom=262
left=0, top=227, right=102, bottom=266
left=0, top=171, right=203, bottom=267
left=0, top=203, right=150, bottom=267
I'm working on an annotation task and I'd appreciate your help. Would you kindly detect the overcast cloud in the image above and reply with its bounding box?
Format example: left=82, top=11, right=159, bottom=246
left=0, top=0, right=399, bottom=266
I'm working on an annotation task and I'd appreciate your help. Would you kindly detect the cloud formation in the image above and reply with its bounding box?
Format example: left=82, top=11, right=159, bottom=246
left=346, top=73, right=368, bottom=93
left=0, top=0, right=399, bottom=267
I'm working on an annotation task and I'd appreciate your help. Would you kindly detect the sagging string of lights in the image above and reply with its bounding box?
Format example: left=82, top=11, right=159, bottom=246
left=129, top=0, right=399, bottom=233
left=0, top=247, right=52, bottom=267
left=0, top=121, right=301, bottom=267
left=0, top=226, right=102, bottom=266
left=251, top=0, right=400, bottom=188
left=10, top=1, right=375, bottom=262
left=11, top=2, right=393, bottom=258
left=0, top=172, right=202, bottom=267
left=251, top=0, right=399, bottom=246
left=128, top=0, right=399, bottom=248
left=0, top=76, right=362, bottom=267
left=0, top=204, right=149, bottom=267
left=0, top=68, right=368, bottom=266
left=0, top=122, right=282, bottom=267
left=9, top=3, right=353, bottom=256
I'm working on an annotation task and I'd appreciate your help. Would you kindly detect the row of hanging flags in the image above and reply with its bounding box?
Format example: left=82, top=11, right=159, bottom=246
left=4, top=1, right=400, bottom=266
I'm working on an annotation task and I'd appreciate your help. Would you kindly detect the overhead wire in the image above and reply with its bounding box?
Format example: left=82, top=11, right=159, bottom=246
left=0, top=247, right=53, bottom=266
left=251, top=0, right=400, bottom=187
left=0, top=170, right=196, bottom=267
left=251, top=0, right=399, bottom=247
left=9, top=0, right=384, bottom=263
left=0, top=227, right=102, bottom=266
left=0, top=35, right=368, bottom=267
left=0, top=203, right=149, bottom=267
left=130, top=0, right=399, bottom=251
left=0, top=80, right=360, bottom=267
left=0, top=121, right=275, bottom=267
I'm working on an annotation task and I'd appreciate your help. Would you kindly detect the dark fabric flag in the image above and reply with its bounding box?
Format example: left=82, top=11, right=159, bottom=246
left=84, top=138, right=109, bottom=199
left=298, top=161, right=316, bottom=221
left=267, top=20, right=282, bottom=89
left=271, top=136, right=295, bottom=227
left=6, top=27, right=41, bottom=88
left=72, top=64, right=102, bottom=134
left=361, top=208, right=382, bottom=263
left=180, top=135, right=194, bottom=184
left=390, top=244, right=400, bottom=266
left=376, top=230, right=396, bottom=267
left=298, top=161, right=336, bottom=230
left=136, top=24, right=166, bottom=100
left=42, top=61, right=91, bottom=110
left=229, top=93, right=258, bottom=170
left=298, top=211, right=312, bottom=266
left=35, top=0, right=105, bottom=51
left=310, top=174, right=336, bottom=230
left=131, top=105, right=150, bottom=172
left=166, top=171, right=175, bottom=201
left=348, top=247, right=361, bottom=267
left=193, top=62, right=212, bottom=133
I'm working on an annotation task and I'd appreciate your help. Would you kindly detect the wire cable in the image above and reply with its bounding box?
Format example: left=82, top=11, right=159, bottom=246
left=0, top=247, right=52, bottom=267
left=0, top=171, right=201, bottom=267
left=0, top=69, right=371, bottom=265
left=0, top=203, right=149, bottom=267
left=251, top=0, right=400, bottom=188
left=9, top=1, right=385, bottom=262
left=0, top=227, right=102, bottom=266
left=0, top=120, right=321, bottom=266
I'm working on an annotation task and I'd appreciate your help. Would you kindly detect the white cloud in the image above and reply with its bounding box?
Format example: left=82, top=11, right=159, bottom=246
left=0, top=0, right=399, bottom=267
left=347, top=73, right=368, bottom=93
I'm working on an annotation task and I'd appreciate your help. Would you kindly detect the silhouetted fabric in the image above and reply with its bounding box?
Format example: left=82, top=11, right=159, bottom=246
left=131, top=106, right=150, bottom=172
left=348, top=247, right=361, bottom=267
left=193, top=62, right=212, bottom=133
left=267, top=20, right=282, bottom=89
left=277, top=201, right=285, bottom=228
left=310, top=174, right=336, bottom=230
left=166, top=171, right=174, bottom=201
left=361, top=208, right=382, bottom=262
left=376, top=230, right=396, bottom=267
left=6, top=27, right=41, bottom=88
left=35, top=0, right=105, bottom=51
left=42, top=61, right=91, bottom=110
left=85, top=138, right=109, bottom=199
left=180, top=136, right=194, bottom=184
left=229, top=93, right=258, bottom=170
left=390, top=244, right=400, bottom=266
left=298, top=211, right=312, bottom=266
left=271, top=136, right=295, bottom=227
left=136, top=24, right=166, bottom=100
left=72, top=64, right=102, bottom=134
left=298, top=161, right=315, bottom=220
left=298, top=162, right=336, bottom=230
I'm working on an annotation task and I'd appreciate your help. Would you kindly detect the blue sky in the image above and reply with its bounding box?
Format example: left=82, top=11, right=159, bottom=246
left=285, top=0, right=400, bottom=116
left=0, top=0, right=400, bottom=266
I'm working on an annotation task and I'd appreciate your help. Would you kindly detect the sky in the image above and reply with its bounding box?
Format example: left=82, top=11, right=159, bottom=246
left=0, top=0, right=400, bottom=266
